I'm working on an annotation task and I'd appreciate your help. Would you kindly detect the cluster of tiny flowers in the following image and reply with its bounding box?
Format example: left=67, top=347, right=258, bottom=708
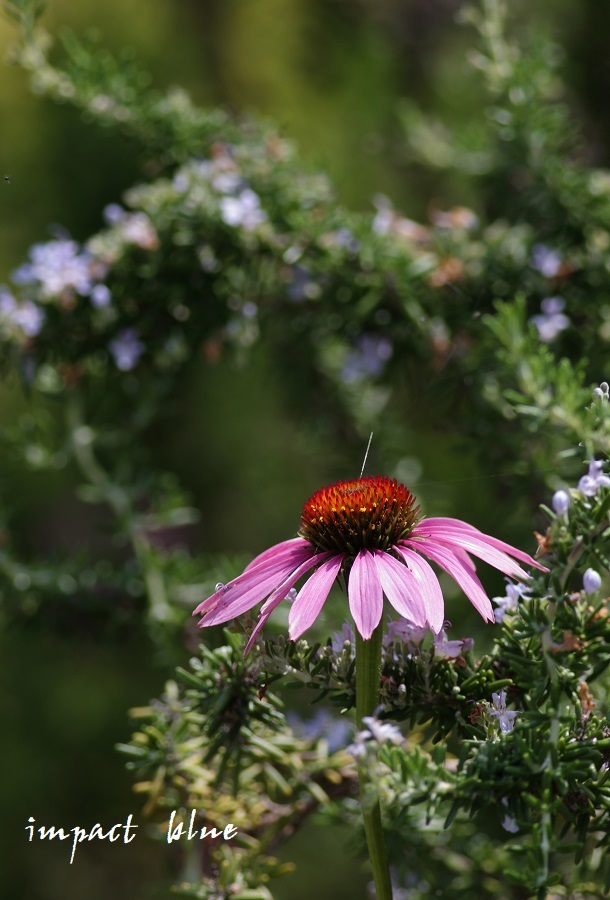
left=554, top=459, right=610, bottom=508
left=530, top=296, right=570, bottom=342
left=12, top=237, right=97, bottom=300
left=4, top=235, right=116, bottom=342
left=593, top=381, right=609, bottom=401
left=171, top=154, right=268, bottom=233
left=578, top=458, right=610, bottom=497
left=220, top=189, right=267, bottom=231
left=341, top=333, right=393, bottom=384
left=530, top=243, right=562, bottom=278
left=383, top=619, right=472, bottom=659
left=0, top=286, right=45, bottom=340
left=347, top=716, right=403, bottom=760
left=492, top=579, right=531, bottom=624
left=4, top=216, right=167, bottom=370
left=101, top=205, right=159, bottom=252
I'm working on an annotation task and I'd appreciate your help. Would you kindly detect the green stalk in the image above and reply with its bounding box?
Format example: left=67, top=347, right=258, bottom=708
left=67, top=394, right=173, bottom=626
left=356, top=626, right=393, bottom=900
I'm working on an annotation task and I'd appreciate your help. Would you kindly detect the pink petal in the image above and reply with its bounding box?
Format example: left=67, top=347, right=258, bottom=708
left=260, top=551, right=334, bottom=615
left=411, top=526, right=530, bottom=580
left=393, top=546, right=445, bottom=632
left=419, top=517, right=481, bottom=533
left=416, top=519, right=547, bottom=571
left=244, top=537, right=311, bottom=573
left=403, top=539, right=494, bottom=622
left=195, top=543, right=315, bottom=625
left=348, top=550, right=383, bottom=640
left=371, top=550, right=429, bottom=629
left=244, top=551, right=335, bottom=653
left=288, top=555, right=344, bottom=640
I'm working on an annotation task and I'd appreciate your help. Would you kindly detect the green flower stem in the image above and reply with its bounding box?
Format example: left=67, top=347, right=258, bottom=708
left=356, top=626, right=393, bottom=900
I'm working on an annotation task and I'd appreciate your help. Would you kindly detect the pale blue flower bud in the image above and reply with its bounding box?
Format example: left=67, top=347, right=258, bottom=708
left=583, top=568, right=602, bottom=595
left=552, top=490, right=571, bottom=516
left=593, top=382, right=609, bottom=401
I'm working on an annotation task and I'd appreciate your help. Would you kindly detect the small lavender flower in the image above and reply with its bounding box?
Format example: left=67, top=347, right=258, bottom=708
left=489, top=691, right=518, bottom=734
left=346, top=734, right=368, bottom=759
left=220, top=189, right=267, bottom=231
left=108, top=328, right=144, bottom=371
left=383, top=619, right=428, bottom=648
left=492, top=580, right=530, bottom=623
left=583, top=568, right=602, bottom=595
left=501, top=814, right=519, bottom=833
left=530, top=297, right=570, bottom=343
left=578, top=459, right=610, bottom=497
left=347, top=716, right=403, bottom=759
left=552, top=489, right=571, bottom=516
left=241, top=301, right=258, bottom=319
left=361, top=716, right=403, bottom=745
left=531, top=244, right=562, bottom=277
left=12, top=238, right=93, bottom=299
left=287, top=708, right=352, bottom=753
left=0, top=287, right=45, bottom=337
left=0, top=286, right=17, bottom=318
left=341, top=334, right=393, bottom=384
left=433, top=629, right=465, bottom=659
left=90, top=284, right=112, bottom=308
left=331, top=621, right=355, bottom=652
left=499, top=797, right=519, bottom=832
left=103, top=203, right=125, bottom=225
left=211, top=171, right=242, bottom=195
left=12, top=300, right=45, bottom=337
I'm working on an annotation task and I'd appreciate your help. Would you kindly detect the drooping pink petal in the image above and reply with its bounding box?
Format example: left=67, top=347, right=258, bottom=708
left=393, top=545, right=445, bottom=633
left=195, top=543, right=316, bottom=624
left=370, top=550, right=429, bottom=629
left=416, top=518, right=547, bottom=571
left=288, top=555, right=344, bottom=640
left=403, top=538, right=494, bottom=622
left=260, top=551, right=335, bottom=615
left=347, top=550, right=383, bottom=640
left=244, top=537, right=311, bottom=573
left=243, top=552, right=336, bottom=653
left=411, top=524, right=532, bottom=581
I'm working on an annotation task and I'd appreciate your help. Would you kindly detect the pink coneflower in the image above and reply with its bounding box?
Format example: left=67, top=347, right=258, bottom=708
left=193, top=476, right=546, bottom=651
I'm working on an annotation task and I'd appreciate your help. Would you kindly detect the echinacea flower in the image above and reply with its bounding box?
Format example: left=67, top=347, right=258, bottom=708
left=193, top=476, right=546, bottom=651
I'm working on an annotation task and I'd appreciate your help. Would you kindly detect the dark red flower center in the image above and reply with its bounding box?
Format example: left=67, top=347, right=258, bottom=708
left=299, top=476, right=421, bottom=554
